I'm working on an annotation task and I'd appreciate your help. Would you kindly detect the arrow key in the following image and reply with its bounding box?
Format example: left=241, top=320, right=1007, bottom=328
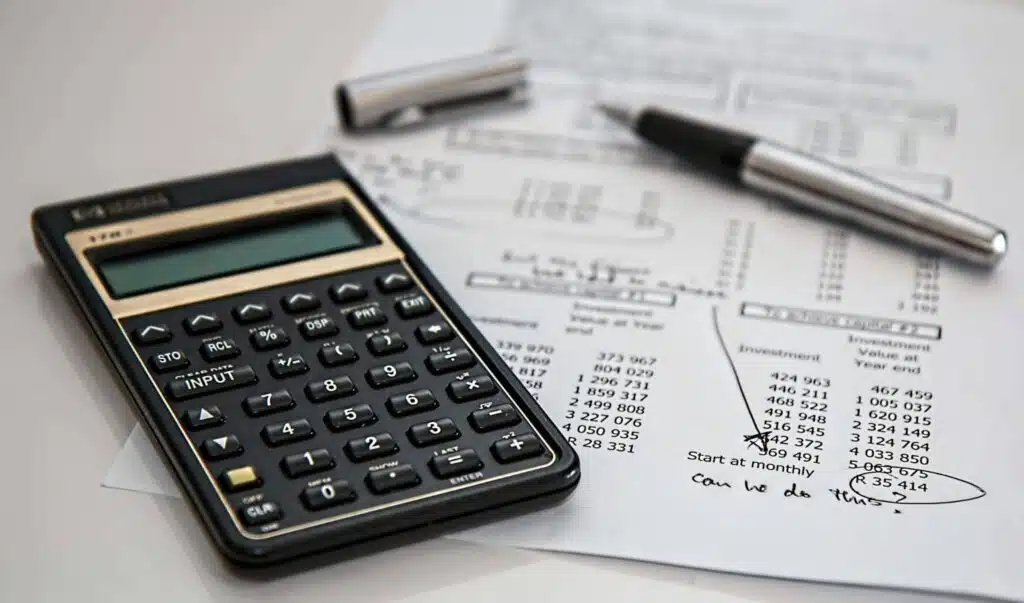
left=376, top=272, right=413, bottom=293
left=415, top=322, right=454, bottom=344
left=132, top=324, right=172, bottom=346
left=329, top=282, right=367, bottom=303
left=184, top=313, right=222, bottom=335
left=282, top=292, right=320, bottom=313
left=201, top=434, right=243, bottom=460
left=233, top=302, right=272, bottom=324
left=182, top=405, right=224, bottom=431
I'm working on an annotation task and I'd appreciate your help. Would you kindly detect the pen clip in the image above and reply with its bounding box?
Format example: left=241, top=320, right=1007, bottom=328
left=335, top=46, right=531, bottom=131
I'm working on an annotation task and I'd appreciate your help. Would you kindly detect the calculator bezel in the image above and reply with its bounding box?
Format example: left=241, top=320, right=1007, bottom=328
left=31, top=154, right=580, bottom=566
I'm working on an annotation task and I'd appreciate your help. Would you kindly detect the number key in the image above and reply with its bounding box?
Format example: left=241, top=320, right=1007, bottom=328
left=344, top=432, right=399, bottom=462
left=301, top=481, right=356, bottom=511
left=386, top=389, right=438, bottom=417
left=367, top=332, right=407, bottom=356
left=281, top=448, right=334, bottom=478
left=306, top=376, right=356, bottom=402
left=325, top=404, right=377, bottom=432
left=243, top=390, right=295, bottom=417
left=366, top=362, right=416, bottom=388
left=407, top=418, right=460, bottom=447
left=261, top=418, right=315, bottom=447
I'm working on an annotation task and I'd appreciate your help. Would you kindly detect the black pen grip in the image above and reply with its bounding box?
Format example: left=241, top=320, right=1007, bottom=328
left=635, top=107, right=756, bottom=182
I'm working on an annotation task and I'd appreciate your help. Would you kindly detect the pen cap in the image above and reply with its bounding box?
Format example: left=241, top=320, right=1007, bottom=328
left=335, top=47, right=530, bottom=131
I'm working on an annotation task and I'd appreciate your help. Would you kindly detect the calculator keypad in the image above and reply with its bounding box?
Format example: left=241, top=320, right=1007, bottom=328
left=121, top=261, right=554, bottom=536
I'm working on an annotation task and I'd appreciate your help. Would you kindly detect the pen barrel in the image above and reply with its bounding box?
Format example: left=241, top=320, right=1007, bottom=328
left=739, top=141, right=1007, bottom=266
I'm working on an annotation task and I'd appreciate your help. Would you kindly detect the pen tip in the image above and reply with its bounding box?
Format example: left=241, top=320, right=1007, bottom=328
left=593, top=101, right=636, bottom=127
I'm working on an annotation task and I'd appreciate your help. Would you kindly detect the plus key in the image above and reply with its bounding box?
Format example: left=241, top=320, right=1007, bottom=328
left=491, top=434, right=544, bottom=463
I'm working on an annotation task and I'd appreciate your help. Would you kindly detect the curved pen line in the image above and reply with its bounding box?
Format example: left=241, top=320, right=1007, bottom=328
left=711, top=305, right=768, bottom=453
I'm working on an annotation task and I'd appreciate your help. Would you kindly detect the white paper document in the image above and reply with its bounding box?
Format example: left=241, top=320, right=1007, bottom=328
left=104, top=0, right=1024, bottom=601
left=392, top=556, right=758, bottom=603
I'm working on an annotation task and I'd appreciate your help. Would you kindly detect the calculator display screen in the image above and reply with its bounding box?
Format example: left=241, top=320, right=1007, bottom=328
left=95, top=211, right=374, bottom=298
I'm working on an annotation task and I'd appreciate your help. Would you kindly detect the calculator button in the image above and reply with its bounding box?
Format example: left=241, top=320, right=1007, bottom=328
left=447, top=375, right=497, bottom=402
left=470, top=404, right=521, bottom=432
left=261, top=418, right=314, bottom=447
left=268, top=353, right=309, bottom=379
left=182, top=405, right=224, bottom=431
left=239, top=501, right=282, bottom=527
left=318, top=343, right=358, bottom=367
left=233, top=302, right=272, bottom=324
left=250, top=327, right=290, bottom=351
left=166, top=365, right=257, bottom=401
left=329, top=282, right=367, bottom=304
left=395, top=295, right=433, bottom=319
left=201, top=434, right=243, bottom=460
left=282, top=448, right=334, bottom=478
left=491, top=434, right=544, bottom=463
left=344, top=432, right=399, bottom=462
left=429, top=449, right=483, bottom=479
left=282, top=292, right=320, bottom=313
left=386, top=389, right=438, bottom=417
left=132, top=324, right=171, bottom=346
left=415, top=322, right=454, bottom=344
left=325, top=404, right=377, bottom=432
left=425, top=348, right=476, bottom=374
left=346, top=304, right=387, bottom=329
left=301, top=481, right=357, bottom=511
left=366, top=464, right=420, bottom=494
left=200, top=338, right=241, bottom=362
left=306, top=376, right=357, bottom=403
left=407, top=418, right=460, bottom=447
left=184, top=313, right=222, bottom=335
left=367, top=332, right=407, bottom=356
left=220, top=466, right=261, bottom=492
left=376, top=273, right=413, bottom=293
left=243, top=390, right=295, bottom=417
left=366, top=362, right=416, bottom=388
left=298, top=316, right=339, bottom=340
left=149, top=350, right=189, bottom=373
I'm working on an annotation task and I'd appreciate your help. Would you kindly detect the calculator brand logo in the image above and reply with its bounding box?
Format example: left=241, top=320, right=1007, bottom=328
left=70, top=191, right=171, bottom=223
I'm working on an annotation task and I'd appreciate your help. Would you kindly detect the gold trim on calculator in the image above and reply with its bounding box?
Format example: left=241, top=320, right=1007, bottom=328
left=66, top=181, right=402, bottom=318
left=63, top=179, right=557, bottom=540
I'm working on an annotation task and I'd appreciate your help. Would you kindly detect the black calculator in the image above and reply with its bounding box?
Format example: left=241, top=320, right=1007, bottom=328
left=31, top=154, right=579, bottom=566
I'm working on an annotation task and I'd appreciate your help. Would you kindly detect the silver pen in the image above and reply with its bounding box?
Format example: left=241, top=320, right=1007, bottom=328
left=596, top=102, right=1007, bottom=267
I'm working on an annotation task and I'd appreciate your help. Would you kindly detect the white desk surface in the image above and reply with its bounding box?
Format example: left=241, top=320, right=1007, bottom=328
left=0, top=2, right=981, bottom=602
